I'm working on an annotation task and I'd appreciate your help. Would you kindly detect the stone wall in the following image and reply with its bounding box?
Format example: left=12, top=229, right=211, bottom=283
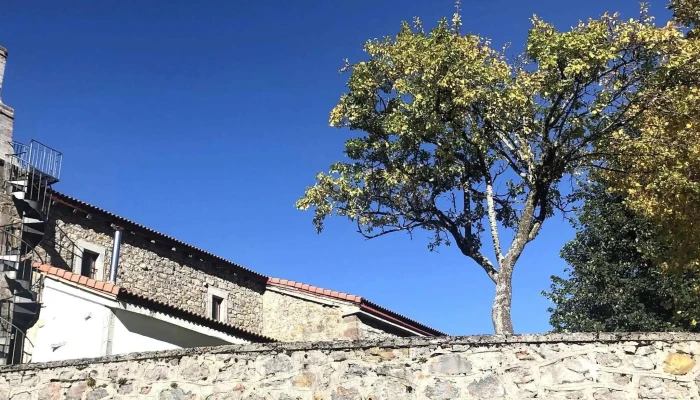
left=0, top=46, right=15, bottom=163
left=3, top=333, right=699, bottom=399
left=39, top=204, right=266, bottom=334
left=262, top=288, right=353, bottom=342
left=262, top=289, right=401, bottom=342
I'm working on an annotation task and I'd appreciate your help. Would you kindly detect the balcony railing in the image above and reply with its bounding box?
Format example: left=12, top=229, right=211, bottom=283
left=11, top=140, right=62, bottom=182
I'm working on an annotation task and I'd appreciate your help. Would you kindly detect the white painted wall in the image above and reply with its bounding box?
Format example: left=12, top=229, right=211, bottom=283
left=30, top=277, right=246, bottom=363
left=31, top=278, right=112, bottom=362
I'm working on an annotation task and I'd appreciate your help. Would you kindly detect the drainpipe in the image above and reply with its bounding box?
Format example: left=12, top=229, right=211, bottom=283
left=108, top=225, right=123, bottom=283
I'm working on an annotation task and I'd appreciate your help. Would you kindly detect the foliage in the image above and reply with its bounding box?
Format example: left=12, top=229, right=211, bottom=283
left=605, top=1, right=700, bottom=271
left=670, top=0, right=700, bottom=31
left=297, top=5, right=690, bottom=334
left=545, top=180, right=700, bottom=333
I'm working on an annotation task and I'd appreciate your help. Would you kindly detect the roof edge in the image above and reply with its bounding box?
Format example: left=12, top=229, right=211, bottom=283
left=118, top=289, right=275, bottom=343
left=50, top=191, right=267, bottom=281
left=267, top=277, right=446, bottom=337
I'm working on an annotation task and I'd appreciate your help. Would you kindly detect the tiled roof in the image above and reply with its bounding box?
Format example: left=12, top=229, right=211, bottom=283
left=35, top=263, right=120, bottom=296
left=35, top=262, right=275, bottom=343
left=268, top=278, right=362, bottom=303
left=50, top=191, right=267, bottom=280
left=267, top=277, right=446, bottom=337
left=49, top=191, right=445, bottom=337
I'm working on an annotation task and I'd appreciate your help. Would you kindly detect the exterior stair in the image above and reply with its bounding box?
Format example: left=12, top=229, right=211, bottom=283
left=0, top=140, right=61, bottom=365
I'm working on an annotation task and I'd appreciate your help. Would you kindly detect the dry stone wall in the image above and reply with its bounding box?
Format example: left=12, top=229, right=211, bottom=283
left=2, top=333, right=700, bottom=399
left=39, top=204, right=265, bottom=333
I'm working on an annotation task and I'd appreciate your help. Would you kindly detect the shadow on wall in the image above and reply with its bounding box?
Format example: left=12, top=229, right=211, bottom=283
left=112, top=309, right=231, bottom=350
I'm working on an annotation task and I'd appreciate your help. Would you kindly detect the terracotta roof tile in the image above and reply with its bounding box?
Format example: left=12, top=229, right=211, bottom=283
left=78, top=276, right=88, bottom=285
left=266, top=277, right=446, bottom=337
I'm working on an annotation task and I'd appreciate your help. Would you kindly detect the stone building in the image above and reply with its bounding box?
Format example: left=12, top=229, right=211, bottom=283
left=0, top=46, right=444, bottom=365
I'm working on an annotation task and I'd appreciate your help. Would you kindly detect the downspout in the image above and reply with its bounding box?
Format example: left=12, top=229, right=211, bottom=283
left=104, top=225, right=122, bottom=356
left=108, top=225, right=123, bottom=283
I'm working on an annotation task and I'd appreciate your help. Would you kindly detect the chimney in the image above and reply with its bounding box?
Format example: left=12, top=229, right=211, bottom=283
left=108, top=225, right=124, bottom=283
left=0, top=45, right=7, bottom=103
left=0, top=46, right=14, bottom=164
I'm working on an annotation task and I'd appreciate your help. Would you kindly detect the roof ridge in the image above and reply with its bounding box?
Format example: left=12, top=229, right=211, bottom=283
left=51, top=191, right=267, bottom=280
left=268, top=277, right=363, bottom=303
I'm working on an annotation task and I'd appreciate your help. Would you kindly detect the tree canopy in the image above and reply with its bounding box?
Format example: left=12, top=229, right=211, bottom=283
left=604, top=0, right=700, bottom=271
left=297, top=4, right=693, bottom=334
left=545, top=179, right=700, bottom=333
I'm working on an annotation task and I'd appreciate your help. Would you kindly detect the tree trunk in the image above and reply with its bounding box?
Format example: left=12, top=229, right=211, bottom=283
left=491, top=264, right=514, bottom=334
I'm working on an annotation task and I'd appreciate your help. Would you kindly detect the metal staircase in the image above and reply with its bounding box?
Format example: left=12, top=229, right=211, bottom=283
left=0, top=140, right=61, bottom=365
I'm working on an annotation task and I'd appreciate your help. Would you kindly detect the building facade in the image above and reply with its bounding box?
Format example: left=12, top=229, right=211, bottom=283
left=0, top=46, right=445, bottom=365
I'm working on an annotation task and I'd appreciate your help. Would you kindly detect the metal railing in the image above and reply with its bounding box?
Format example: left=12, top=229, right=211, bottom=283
left=0, top=314, right=35, bottom=365
left=11, top=140, right=62, bottom=182
left=0, top=223, right=45, bottom=266
left=0, top=223, right=43, bottom=365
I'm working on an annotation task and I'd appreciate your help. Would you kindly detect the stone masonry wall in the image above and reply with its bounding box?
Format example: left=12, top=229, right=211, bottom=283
left=262, top=289, right=400, bottom=342
left=38, top=204, right=265, bottom=333
left=0, top=46, right=15, bottom=166
left=262, top=289, right=350, bottom=342
left=3, top=333, right=699, bottom=399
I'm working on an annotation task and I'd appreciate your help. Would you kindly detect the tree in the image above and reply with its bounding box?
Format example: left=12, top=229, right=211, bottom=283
left=604, top=0, right=700, bottom=271
left=544, top=180, right=700, bottom=333
left=296, top=7, right=687, bottom=334
left=670, top=0, right=700, bottom=34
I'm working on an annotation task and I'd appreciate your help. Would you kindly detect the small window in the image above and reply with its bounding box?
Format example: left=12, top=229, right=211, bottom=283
left=211, top=296, right=223, bottom=321
left=80, top=249, right=99, bottom=278
left=207, top=286, right=228, bottom=322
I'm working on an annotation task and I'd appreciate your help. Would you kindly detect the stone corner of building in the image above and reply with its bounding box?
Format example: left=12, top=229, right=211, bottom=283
left=0, top=102, right=13, bottom=118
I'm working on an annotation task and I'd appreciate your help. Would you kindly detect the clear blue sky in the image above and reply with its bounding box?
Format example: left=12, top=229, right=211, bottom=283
left=0, top=0, right=672, bottom=335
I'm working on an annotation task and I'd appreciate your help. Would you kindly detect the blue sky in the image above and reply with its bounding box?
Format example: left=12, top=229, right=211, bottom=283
left=0, top=0, right=672, bottom=335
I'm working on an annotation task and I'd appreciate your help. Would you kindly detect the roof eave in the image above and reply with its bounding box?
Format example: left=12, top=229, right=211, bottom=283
left=50, top=191, right=267, bottom=281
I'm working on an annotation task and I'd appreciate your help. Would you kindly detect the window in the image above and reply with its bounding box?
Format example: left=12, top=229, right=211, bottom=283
left=73, top=240, right=106, bottom=280
left=206, top=286, right=228, bottom=323
left=211, top=296, right=223, bottom=321
left=80, top=249, right=99, bottom=278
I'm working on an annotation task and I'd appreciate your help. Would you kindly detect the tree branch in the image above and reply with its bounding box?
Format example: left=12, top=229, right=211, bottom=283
left=434, top=207, right=499, bottom=283
left=503, top=190, right=539, bottom=267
